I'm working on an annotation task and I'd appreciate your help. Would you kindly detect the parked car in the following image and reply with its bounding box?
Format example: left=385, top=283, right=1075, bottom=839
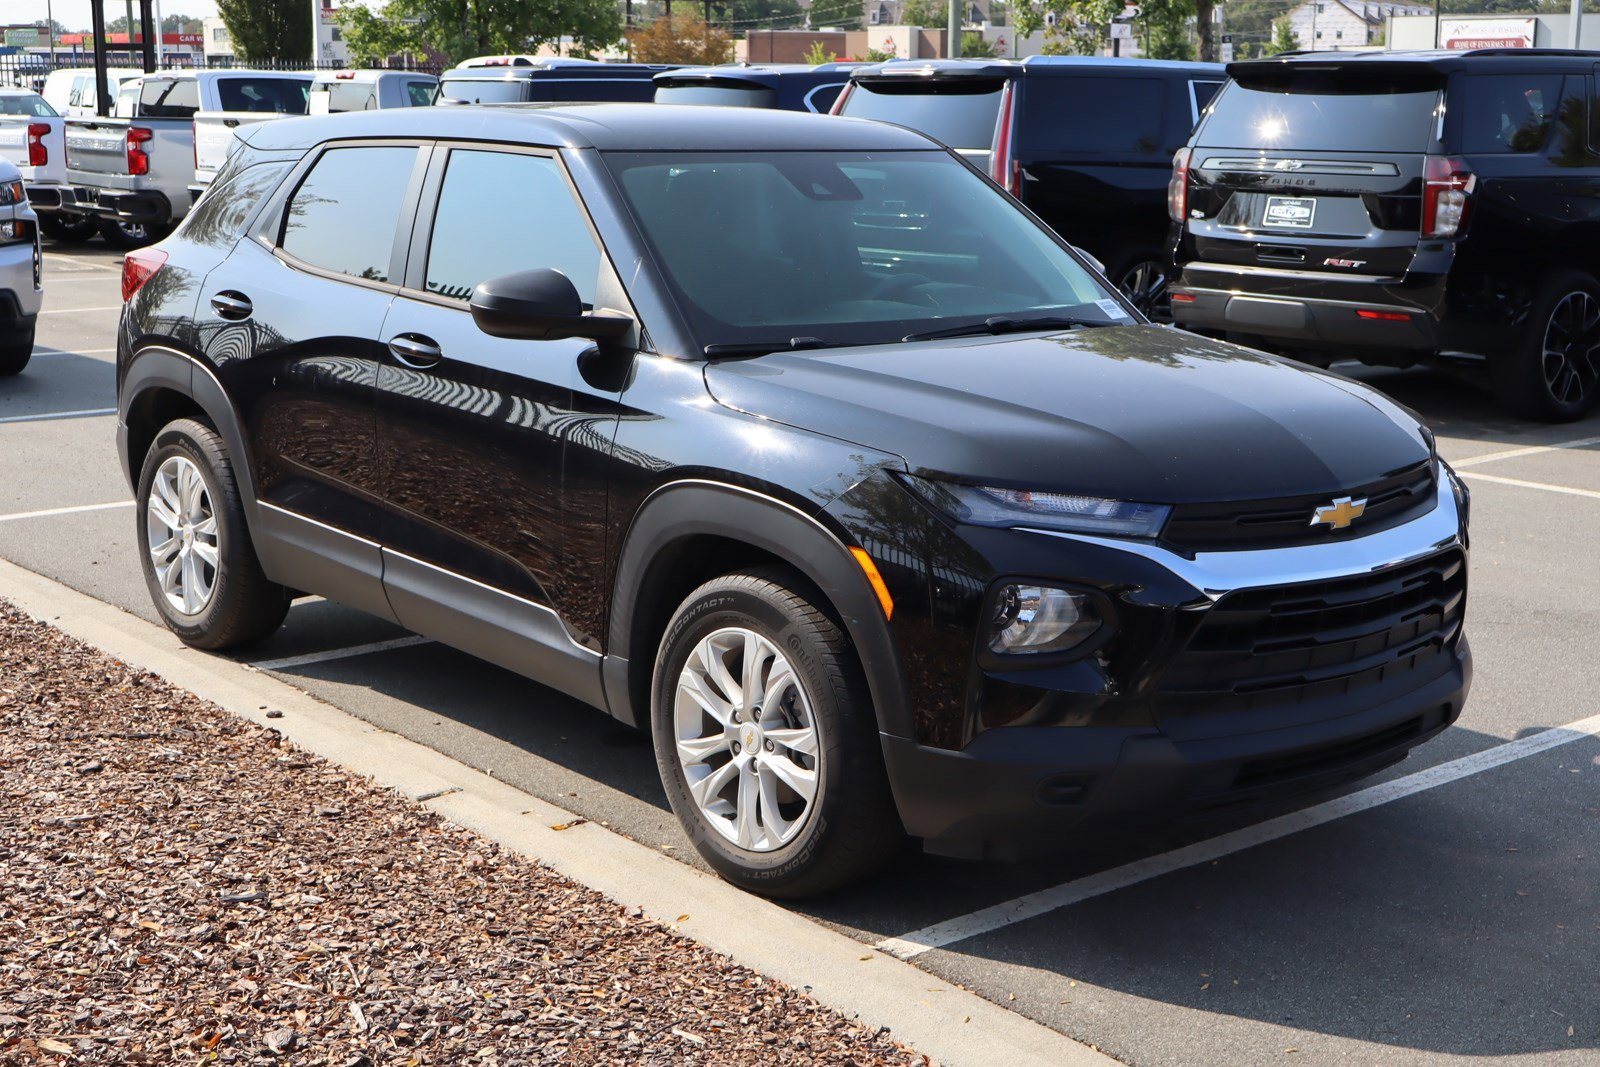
left=1169, top=49, right=1600, bottom=421
left=435, top=59, right=675, bottom=104
left=0, top=159, right=40, bottom=375
left=40, top=66, right=144, bottom=117
left=834, top=56, right=1225, bottom=318
left=0, top=88, right=98, bottom=242
left=62, top=69, right=310, bottom=248
left=117, top=105, right=1470, bottom=896
left=308, top=69, right=439, bottom=114
left=654, top=63, right=862, bottom=113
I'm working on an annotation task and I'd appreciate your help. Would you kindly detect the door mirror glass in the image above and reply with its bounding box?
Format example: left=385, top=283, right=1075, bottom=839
left=470, top=268, right=631, bottom=342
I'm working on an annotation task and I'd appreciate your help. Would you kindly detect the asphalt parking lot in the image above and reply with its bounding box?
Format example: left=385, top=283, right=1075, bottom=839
left=5, top=241, right=1599, bottom=1066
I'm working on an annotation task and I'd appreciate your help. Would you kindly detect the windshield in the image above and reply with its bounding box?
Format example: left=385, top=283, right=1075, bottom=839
left=606, top=149, right=1126, bottom=351
left=1200, top=81, right=1440, bottom=153
left=439, top=78, right=526, bottom=103
left=0, top=93, right=55, bottom=117
left=839, top=80, right=1004, bottom=162
left=217, top=77, right=310, bottom=114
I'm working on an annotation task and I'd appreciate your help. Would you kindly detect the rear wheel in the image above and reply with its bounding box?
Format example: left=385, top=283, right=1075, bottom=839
left=98, top=218, right=169, bottom=250
left=1114, top=254, right=1172, bottom=322
left=652, top=569, right=902, bottom=898
left=38, top=211, right=99, bottom=243
left=0, top=325, right=32, bottom=376
left=1494, top=271, right=1600, bottom=422
left=136, top=418, right=289, bottom=649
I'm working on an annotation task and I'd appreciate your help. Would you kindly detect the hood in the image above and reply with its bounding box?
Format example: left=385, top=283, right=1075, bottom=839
left=703, top=326, right=1431, bottom=504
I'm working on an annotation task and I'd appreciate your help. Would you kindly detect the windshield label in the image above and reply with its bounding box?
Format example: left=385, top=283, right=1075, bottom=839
left=1262, top=195, right=1316, bottom=229
left=1096, top=298, right=1132, bottom=320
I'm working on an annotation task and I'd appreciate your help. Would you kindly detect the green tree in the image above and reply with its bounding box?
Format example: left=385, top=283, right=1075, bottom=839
left=900, top=0, right=947, bottom=27
left=803, top=39, right=838, bottom=63
left=163, top=14, right=205, bottom=35
left=339, top=0, right=621, bottom=68
left=217, top=0, right=313, bottom=63
left=962, top=29, right=1001, bottom=55
left=808, top=0, right=863, bottom=30
left=1264, top=14, right=1299, bottom=54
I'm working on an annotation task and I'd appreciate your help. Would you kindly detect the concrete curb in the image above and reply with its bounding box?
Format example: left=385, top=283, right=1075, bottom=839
left=0, top=556, right=1117, bottom=1067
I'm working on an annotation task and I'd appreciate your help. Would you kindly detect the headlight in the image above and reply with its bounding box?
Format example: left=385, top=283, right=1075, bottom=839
left=0, top=180, right=22, bottom=206
left=905, top=475, right=1170, bottom=538
left=989, top=584, right=1102, bottom=655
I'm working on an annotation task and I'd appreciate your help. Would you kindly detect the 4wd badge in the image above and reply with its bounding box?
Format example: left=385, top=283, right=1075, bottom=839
left=1262, top=195, right=1315, bottom=229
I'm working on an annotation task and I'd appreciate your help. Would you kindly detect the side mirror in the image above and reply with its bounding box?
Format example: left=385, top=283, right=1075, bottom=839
left=469, top=268, right=633, bottom=343
left=1072, top=246, right=1106, bottom=275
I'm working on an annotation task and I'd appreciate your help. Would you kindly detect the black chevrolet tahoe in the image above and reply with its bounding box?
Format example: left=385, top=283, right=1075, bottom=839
left=115, top=104, right=1470, bottom=897
left=835, top=57, right=1225, bottom=318
left=1171, top=49, right=1600, bottom=421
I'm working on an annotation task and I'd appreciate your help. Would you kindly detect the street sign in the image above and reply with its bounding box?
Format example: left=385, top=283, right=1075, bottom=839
left=4, top=29, right=40, bottom=48
left=1110, top=22, right=1132, bottom=39
left=1220, top=33, right=1234, bottom=62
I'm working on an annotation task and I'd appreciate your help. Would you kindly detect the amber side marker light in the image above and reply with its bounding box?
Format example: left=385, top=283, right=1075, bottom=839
left=849, top=547, right=894, bottom=620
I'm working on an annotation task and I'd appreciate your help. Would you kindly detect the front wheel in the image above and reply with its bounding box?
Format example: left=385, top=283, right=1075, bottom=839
left=136, top=417, right=289, bottom=649
left=1494, top=271, right=1600, bottom=422
left=652, top=570, right=902, bottom=898
left=0, top=325, right=33, bottom=376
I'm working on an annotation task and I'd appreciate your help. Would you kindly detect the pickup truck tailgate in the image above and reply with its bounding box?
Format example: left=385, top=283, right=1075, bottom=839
left=65, top=119, right=130, bottom=178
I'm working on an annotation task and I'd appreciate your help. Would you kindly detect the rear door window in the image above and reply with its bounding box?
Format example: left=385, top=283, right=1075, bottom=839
left=280, top=145, right=418, bottom=283
left=217, top=77, right=310, bottom=114
left=1191, top=79, right=1223, bottom=121
left=839, top=79, right=1005, bottom=153
left=1458, top=73, right=1564, bottom=154
left=1198, top=80, right=1440, bottom=152
left=424, top=150, right=601, bottom=305
left=1019, top=76, right=1165, bottom=154
left=404, top=80, right=435, bottom=107
left=555, top=79, right=654, bottom=102
left=139, top=77, right=199, bottom=118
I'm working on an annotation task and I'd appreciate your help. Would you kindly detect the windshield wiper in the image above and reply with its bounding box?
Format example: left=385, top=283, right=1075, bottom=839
left=703, top=335, right=841, bottom=357
left=901, top=315, right=1109, bottom=343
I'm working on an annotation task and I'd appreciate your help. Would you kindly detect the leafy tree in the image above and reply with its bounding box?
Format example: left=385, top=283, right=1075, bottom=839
left=339, top=0, right=621, bottom=67
left=900, top=0, right=948, bottom=27
left=962, top=29, right=1001, bottom=55
left=630, top=10, right=733, bottom=62
left=217, top=0, right=313, bottom=63
left=1264, top=14, right=1299, bottom=54
left=163, top=14, right=205, bottom=35
left=809, top=0, right=863, bottom=29
left=803, top=39, right=839, bottom=63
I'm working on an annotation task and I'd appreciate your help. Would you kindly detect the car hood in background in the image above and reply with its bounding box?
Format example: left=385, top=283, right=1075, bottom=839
left=703, top=325, right=1431, bottom=504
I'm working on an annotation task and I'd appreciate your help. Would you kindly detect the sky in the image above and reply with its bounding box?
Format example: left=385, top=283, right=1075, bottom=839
left=9, top=1, right=221, bottom=29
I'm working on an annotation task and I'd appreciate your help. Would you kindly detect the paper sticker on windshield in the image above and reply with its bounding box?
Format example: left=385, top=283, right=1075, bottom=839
left=1262, top=195, right=1316, bottom=229
left=1095, top=298, right=1132, bottom=320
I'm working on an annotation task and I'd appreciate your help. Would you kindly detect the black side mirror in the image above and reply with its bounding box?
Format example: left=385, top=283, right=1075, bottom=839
left=470, top=268, right=633, bottom=343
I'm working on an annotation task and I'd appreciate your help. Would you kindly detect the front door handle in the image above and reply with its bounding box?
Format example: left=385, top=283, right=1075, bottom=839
left=210, top=291, right=252, bottom=321
left=388, top=333, right=443, bottom=369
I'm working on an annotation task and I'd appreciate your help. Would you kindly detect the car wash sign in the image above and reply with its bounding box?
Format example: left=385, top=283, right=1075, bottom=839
left=1440, top=17, right=1535, bottom=49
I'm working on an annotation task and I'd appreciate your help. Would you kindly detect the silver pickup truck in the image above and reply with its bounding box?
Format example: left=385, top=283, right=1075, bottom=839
left=61, top=70, right=310, bottom=249
left=0, top=88, right=99, bottom=242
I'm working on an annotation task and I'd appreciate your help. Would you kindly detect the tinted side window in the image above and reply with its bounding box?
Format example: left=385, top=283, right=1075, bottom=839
left=1191, top=79, right=1223, bottom=120
left=1459, top=73, right=1564, bottom=154
left=139, top=77, right=200, bottom=118
left=281, top=146, right=417, bottom=283
left=184, top=161, right=292, bottom=248
left=424, top=151, right=601, bottom=305
left=1019, top=77, right=1165, bottom=154
left=405, top=80, right=435, bottom=107
left=217, top=77, right=310, bottom=114
left=556, top=79, right=655, bottom=102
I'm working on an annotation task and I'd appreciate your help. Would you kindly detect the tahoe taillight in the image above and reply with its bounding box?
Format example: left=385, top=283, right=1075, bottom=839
left=127, top=126, right=153, bottom=176
left=26, top=123, right=48, bottom=168
left=1168, top=147, right=1191, bottom=224
left=122, top=248, right=167, bottom=302
left=989, top=83, right=1021, bottom=198
left=1422, top=155, right=1474, bottom=238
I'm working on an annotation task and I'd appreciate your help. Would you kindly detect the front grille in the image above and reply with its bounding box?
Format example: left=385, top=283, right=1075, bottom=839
left=1157, top=550, right=1465, bottom=718
left=1163, top=461, right=1436, bottom=551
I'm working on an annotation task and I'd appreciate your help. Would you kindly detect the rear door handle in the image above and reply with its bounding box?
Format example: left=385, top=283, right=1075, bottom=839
left=210, top=291, right=252, bottom=321
left=388, top=333, right=443, bottom=369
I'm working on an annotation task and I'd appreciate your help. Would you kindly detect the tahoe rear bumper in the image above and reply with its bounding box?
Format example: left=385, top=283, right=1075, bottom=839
left=1171, top=285, right=1440, bottom=351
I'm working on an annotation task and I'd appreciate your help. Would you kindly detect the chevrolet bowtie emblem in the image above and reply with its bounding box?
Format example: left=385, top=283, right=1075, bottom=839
left=1310, top=496, right=1367, bottom=530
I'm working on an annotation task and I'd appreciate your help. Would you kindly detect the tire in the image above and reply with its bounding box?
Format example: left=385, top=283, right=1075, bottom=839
left=98, top=218, right=169, bottom=250
left=0, top=325, right=32, bottom=376
left=1493, top=270, right=1600, bottom=422
left=38, top=212, right=100, bottom=243
left=1113, top=252, right=1173, bottom=323
left=651, top=569, right=902, bottom=898
left=135, top=417, right=289, bottom=649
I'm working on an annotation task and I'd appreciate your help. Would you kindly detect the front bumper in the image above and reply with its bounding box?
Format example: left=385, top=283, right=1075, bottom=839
left=873, top=464, right=1471, bottom=860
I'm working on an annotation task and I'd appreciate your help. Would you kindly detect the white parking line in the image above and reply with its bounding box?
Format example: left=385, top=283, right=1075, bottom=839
left=39, top=305, right=121, bottom=315
left=45, top=275, right=120, bottom=284
left=0, top=407, right=116, bottom=424
left=0, top=500, right=132, bottom=523
left=43, top=255, right=117, bottom=270
left=249, top=635, right=434, bottom=673
left=29, top=347, right=116, bottom=357
left=1463, top=471, right=1600, bottom=501
left=876, top=711, right=1600, bottom=960
left=1452, top=435, right=1600, bottom=469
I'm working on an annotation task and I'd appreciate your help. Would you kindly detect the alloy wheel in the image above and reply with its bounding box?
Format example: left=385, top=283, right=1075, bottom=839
left=1541, top=291, right=1600, bottom=408
left=146, top=455, right=220, bottom=616
left=1118, top=259, right=1171, bottom=321
left=673, top=627, right=820, bottom=852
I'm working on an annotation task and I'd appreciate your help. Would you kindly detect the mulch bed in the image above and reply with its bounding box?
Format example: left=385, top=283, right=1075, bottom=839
left=0, top=601, right=927, bottom=1065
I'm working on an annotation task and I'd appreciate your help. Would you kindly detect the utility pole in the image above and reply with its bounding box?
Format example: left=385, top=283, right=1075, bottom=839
left=312, top=0, right=321, bottom=66
left=47, top=0, right=56, bottom=66
left=948, top=0, right=962, bottom=56
left=1570, top=0, right=1582, bottom=49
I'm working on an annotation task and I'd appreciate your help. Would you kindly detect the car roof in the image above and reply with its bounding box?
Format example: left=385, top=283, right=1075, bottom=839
left=442, top=64, right=676, bottom=81
left=850, top=56, right=1222, bottom=81
left=1232, top=47, right=1600, bottom=76
left=238, top=101, right=940, bottom=152
left=654, top=62, right=864, bottom=86
left=314, top=69, right=437, bottom=83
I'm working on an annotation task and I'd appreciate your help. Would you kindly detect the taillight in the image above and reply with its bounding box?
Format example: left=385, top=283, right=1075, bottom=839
left=1422, top=155, right=1474, bottom=238
left=990, top=82, right=1020, bottom=198
left=1168, top=147, right=1191, bottom=224
left=121, top=248, right=167, bottom=302
left=26, top=123, right=48, bottom=168
left=829, top=82, right=853, bottom=116
left=127, top=126, right=153, bottom=177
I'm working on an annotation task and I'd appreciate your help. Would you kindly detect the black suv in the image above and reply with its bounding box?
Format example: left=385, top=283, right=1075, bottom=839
left=436, top=60, right=675, bottom=104
left=654, top=63, right=862, bottom=113
left=834, top=57, right=1224, bottom=316
left=117, top=105, right=1469, bottom=896
left=1171, top=49, right=1600, bottom=421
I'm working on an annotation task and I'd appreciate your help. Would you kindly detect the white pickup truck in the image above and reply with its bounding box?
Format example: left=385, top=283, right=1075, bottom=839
left=61, top=69, right=310, bottom=249
left=0, top=88, right=98, bottom=242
